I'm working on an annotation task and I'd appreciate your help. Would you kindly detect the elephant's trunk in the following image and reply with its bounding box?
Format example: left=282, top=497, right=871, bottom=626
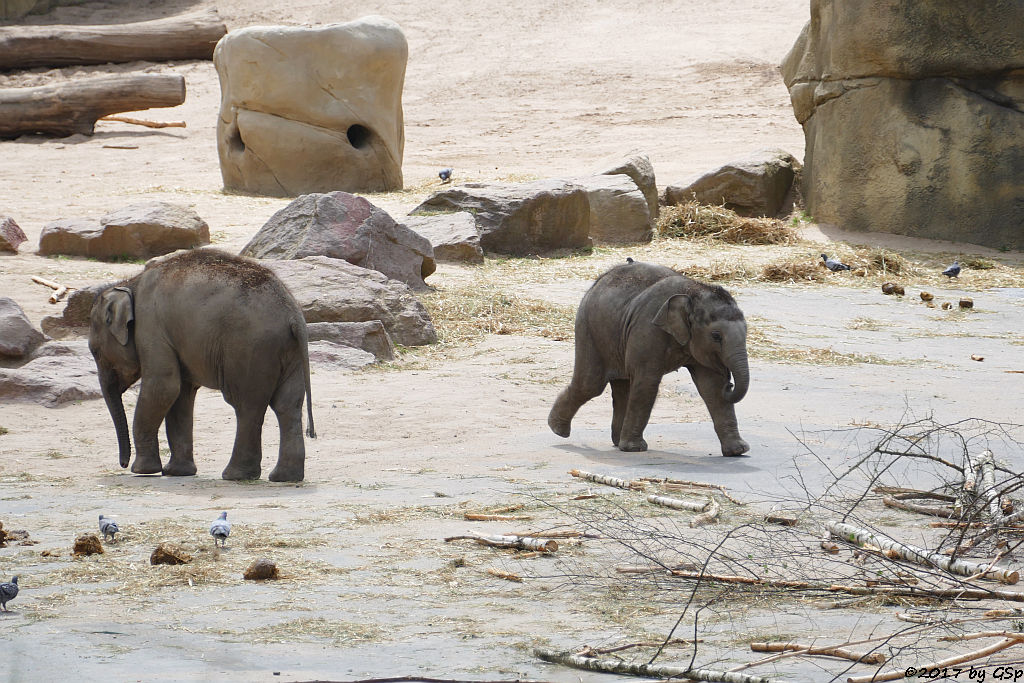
left=100, top=369, right=132, bottom=468
left=722, top=348, right=749, bottom=403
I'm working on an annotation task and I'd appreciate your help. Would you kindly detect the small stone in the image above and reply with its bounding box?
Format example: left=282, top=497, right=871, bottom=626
left=243, top=558, right=280, bottom=580
left=920, top=291, right=934, bottom=302
left=73, top=533, right=104, bottom=556
left=959, top=297, right=974, bottom=309
left=150, top=542, right=192, bottom=565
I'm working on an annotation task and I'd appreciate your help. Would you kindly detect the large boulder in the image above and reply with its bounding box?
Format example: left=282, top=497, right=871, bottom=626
left=592, top=150, right=659, bottom=221
left=306, top=321, right=394, bottom=361
left=0, top=298, right=46, bottom=359
left=40, top=283, right=108, bottom=339
left=401, top=212, right=483, bottom=264
left=571, top=174, right=652, bottom=244
left=411, top=179, right=591, bottom=256
left=307, top=342, right=376, bottom=371
left=663, top=149, right=800, bottom=218
left=214, top=16, right=407, bottom=197
left=38, top=203, right=210, bottom=260
left=782, top=0, right=1024, bottom=249
left=240, top=192, right=434, bottom=290
left=264, top=257, right=436, bottom=347
left=0, top=352, right=100, bottom=407
left=0, top=216, right=27, bottom=253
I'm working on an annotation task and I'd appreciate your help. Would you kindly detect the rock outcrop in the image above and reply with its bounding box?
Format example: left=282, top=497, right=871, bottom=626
left=401, top=212, right=483, bottom=264
left=592, top=150, right=659, bottom=221
left=240, top=192, right=434, bottom=290
left=37, top=202, right=210, bottom=260
left=214, top=16, right=407, bottom=196
left=572, top=174, right=652, bottom=243
left=306, top=321, right=394, bottom=361
left=264, top=256, right=436, bottom=347
left=411, top=179, right=591, bottom=255
left=0, top=344, right=101, bottom=407
left=0, top=298, right=46, bottom=359
left=782, top=0, right=1024, bottom=249
left=664, top=149, right=800, bottom=218
left=40, top=283, right=108, bottom=339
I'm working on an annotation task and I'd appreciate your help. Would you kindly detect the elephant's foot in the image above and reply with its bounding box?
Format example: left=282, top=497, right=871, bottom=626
left=618, top=436, right=648, bottom=452
left=222, top=463, right=261, bottom=481
left=268, top=464, right=304, bottom=482
left=721, top=436, right=750, bottom=457
left=547, top=413, right=571, bottom=438
left=130, top=456, right=163, bottom=475
left=162, top=458, right=198, bottom=476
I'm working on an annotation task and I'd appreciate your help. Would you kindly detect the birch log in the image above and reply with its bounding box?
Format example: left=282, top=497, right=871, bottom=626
left=0, top=74, right=185, bottom=138
left=690, top=500, right=721, bottom=528
left=534, top=647, right=776, bottom=682
left=749, top=641, right=886, bottom=664
left=977, top=450, right=1002, bottom=521
left=846, top=637, right=1020, bottom=683
left=647, top=494, right=711, bottom=512
left=0, top=10, right=226, bottom=70
left=444, top=533, right=558, bottom=552
left=826, top=521, right=1020, bottom=584
left=569, top=469, right=644, bottom=490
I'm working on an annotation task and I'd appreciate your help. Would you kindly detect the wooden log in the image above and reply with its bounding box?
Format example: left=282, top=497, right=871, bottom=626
left=569, top=469, right=644, bottom=490
left=846, top=637, right=1020, bottom=683
left=642, top=477, right=745, bottom=505
left=534, top=647, right=776, bottom=682
left=463, top=513, right=531, bottom=522
left=689, top=500, right=720, bottom=528
left=882, top=496, right=957, bottom=518
left=828, top=584, right=1024, bottom=603
left=100, top=115, right=186, bottom=129
left=49, top=286, right=69, bottom=304
left=0, top=10, right=226, bottom=71
left=31, top=275, right=61, bottom=290
left=0, top=74, right=185, bottom=138
left=444, top=533, right=558, bottom=553
left=749, top=641, right=886, bottom=665
left=647, top=494, right=711, bottom=512
left=826, top=520, right=1020, bottom=584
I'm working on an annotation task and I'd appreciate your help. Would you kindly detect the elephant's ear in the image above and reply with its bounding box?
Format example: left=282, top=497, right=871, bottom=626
left=104, top=287, right=134, bottom=346
left=652, top=294, right=691, bottom=346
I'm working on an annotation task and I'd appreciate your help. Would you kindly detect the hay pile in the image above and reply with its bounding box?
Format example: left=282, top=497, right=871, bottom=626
left=657, top=201, right=797, bottom=245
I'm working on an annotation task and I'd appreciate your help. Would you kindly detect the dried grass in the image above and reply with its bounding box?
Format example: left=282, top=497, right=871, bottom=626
left=657, top=201, right=798, bottom=245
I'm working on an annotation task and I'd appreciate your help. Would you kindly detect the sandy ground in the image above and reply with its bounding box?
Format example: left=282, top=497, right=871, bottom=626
left=2, top=1, right=1024, bottom=681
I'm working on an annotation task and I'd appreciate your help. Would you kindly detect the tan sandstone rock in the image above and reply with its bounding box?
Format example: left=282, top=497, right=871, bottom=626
left=782, top=0, right=1024, bottom=250
left=214, top=16, right=407, bottom=197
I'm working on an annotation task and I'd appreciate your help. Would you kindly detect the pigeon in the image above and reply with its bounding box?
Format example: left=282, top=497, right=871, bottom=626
left=210, top=511, right=231, bottom=548
left=821, top=253, right=851, bottom=272
left=0, top=576, right=18, bottom=612
left=626, top=257, right=634, bottom=264
left=98, top=514, right=119, bottom=542
left=438, top=167, right=453, bottom=183
left=942, top=260, right=961, bottom=279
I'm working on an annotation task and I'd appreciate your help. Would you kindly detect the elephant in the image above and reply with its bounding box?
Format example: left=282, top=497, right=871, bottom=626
left=548, top=260, right=750, bottom=456
left=88, top=248, right=315, bottom=482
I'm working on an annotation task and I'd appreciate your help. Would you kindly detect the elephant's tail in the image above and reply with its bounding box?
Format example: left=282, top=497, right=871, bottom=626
left=294, top=320, right=316, bottom=439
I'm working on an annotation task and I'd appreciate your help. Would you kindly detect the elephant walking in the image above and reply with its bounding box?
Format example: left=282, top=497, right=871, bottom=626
left=548, top=260, right=750, bottom=456
left=89, top=249, right=315, bottom=481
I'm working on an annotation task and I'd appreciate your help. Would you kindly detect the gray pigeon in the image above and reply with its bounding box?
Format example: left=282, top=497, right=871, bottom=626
left=0, top=576, right=18, bottom=611
left=98, top=514, right=119, bottom=542
left=438, top=167, right=453, bottom=183
left=626, top=257, right=634, bottom=264
left=942, top=260, right=961, bottom=279
left=821, top=253, right=851, bottom=272
left=210, top=511, right=231, bottom=548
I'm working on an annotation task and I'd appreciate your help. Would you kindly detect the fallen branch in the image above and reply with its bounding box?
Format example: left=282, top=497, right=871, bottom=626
left=749, top=641, right=886, bottom=664
left=690, top=500, right=721, bottom=528
left=846, top=636, right=1021, bottom=683
left=486, top=567, right=523, bottom=583
left=570, top=469, right=644, bottom=490
left=647, top=494, right=711, bottom=512
left=873, top=486, right=957, bottom=502
left=533, top=647, right=775, bottom=682
left=99, top=115, right=186, bottom=129
left=641, top=477, right=745, bottom=505
left=827, top=584, right=1024, bottom=602
left=826, top=520, right=1020, bottom=584
left=444, top=533, right=558, bottom=553
left=882, top=496, right=957, bottom=518
left=764, top=514, right=798, bottom=526
left=580, top=639, right=701, bottom=655
left=463, top=513, right=532, bottom=522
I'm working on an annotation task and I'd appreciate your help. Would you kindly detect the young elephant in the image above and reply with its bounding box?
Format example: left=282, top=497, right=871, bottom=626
left=548, top=261, right=749, bottom=456
left=89, top=249, right=315, bottom=481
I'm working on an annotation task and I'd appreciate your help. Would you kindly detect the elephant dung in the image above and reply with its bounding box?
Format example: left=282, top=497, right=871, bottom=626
left=881, top=282, right=904, bottom=296
left=959, top=297, right=974, bottom=309
left=663, top=149, right=800, bottom=218
left=0, top=297, right=46, bottom=359
left=240, top=191, right=434, bottom=290
left=411, top=178, right=592, bottom=256
left=37, top=202, right=210, bottom=260
left=0, top=215, right=27, bottom=253
left=781, top=0, right=1024, bottom=250
left=243, top=558, right=280, bottom=581
left=73, top=533, right=104, bottom=556
left=214, top=17, right=407, bottom=196
left=150, top=543, right=192, bottom=566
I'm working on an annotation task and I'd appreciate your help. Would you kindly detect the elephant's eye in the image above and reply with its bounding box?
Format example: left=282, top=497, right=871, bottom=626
left=711, top=331, right=723, bottom=343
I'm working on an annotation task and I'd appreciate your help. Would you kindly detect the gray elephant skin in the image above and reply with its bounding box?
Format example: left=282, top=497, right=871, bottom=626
left=548, top=261, right=750, bottom=456
left=88, top=249, right=315, bottom=482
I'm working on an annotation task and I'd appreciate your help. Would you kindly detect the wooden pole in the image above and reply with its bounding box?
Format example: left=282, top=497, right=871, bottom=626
left=0, top=74, right=185, bottom=138
left=0, top=9, right=226, bottom=70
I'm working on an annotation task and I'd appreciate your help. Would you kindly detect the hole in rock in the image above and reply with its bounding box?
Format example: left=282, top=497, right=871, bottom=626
left=347, top=124, right=372, bottom=149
